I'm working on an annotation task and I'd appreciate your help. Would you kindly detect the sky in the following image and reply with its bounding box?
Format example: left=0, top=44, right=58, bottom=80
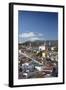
left=18, top=11, right=58, bottom=43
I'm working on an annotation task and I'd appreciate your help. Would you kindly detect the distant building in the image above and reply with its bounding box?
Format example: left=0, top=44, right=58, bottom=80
left=39, top=46, right=46, bottom=51
left=29, top=43, right=31, bottom=47
left=51, top=47, right=55, bottom=51
left=49, top=41, right=51, bottom=46
left=38, top=41, right=49, bottom=58
left=42, top=52, right=45, bottom=58
left=39, top=41, right=47, bottom=51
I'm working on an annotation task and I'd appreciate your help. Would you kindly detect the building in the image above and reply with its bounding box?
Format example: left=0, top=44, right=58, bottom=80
left=38, top=41, right=49, bottom=58
left=39, top=46, right=46, bottom=51
left=51, top=47, right=55, bottom=51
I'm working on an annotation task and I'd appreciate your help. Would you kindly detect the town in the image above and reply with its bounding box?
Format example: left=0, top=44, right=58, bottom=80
left=18, top=40, right=58, bottom=79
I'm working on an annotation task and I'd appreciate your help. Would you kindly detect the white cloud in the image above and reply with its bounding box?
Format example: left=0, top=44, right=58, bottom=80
left=38, top=33, right=43, bottom=36
left=18, top=32, right=44, bottom=43
left=19, top=32, right=43, bottom=38
left=29, top=37, right=40, bottom=41
left=19, top=32, right=36, bottom=38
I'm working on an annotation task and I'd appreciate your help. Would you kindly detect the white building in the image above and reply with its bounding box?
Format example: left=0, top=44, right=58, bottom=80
left=35, top=66, right=42, bottom=71
left=42, top=52, right=46, bottom=58
left=39, top=46, right=46, bottom=51
left=51, top=47, right=55, bottom=51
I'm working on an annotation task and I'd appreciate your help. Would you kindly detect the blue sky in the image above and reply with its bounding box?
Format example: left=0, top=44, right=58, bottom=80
left=18, top=11, right=58, bottom=43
